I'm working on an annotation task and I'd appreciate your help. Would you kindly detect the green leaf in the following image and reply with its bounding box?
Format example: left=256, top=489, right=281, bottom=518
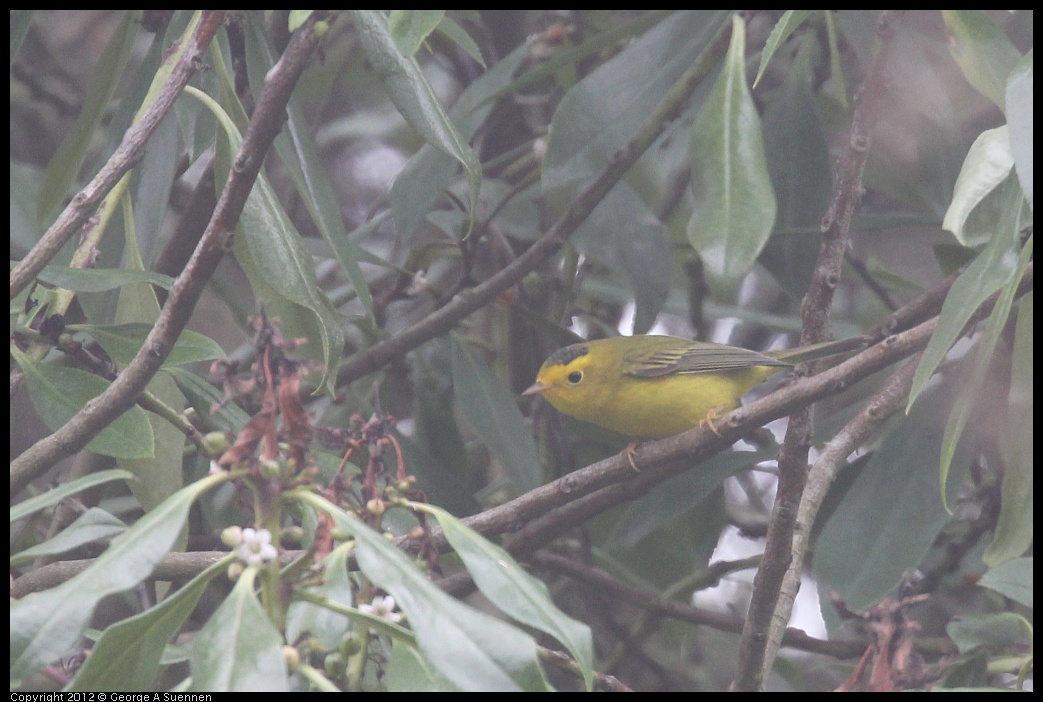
left=450, top=334, right=541, bottom=494
left=131, top=112, right=180, bottom=268
left=759, top=35, right=834, bottom=298
left=753, top=10, right=813, bottom=88
left=287, top=10, right=313, bottom=33
left=118, top=367, right=186, bottom=512
left=69, top=323, right=226, bottom=367
left=10, top=472, right=229, bottom=678
left=609, top=447, right=776, bottom=547
left=544, top=11, right=729, bottom=191
left=1006, top=50, right=1033, bottom=209
left=28, top=265, right=175, bottom=292
left=935, top=650, right=990, bottom=689
left=823, top=10, right=848, bottom=107
left=942, top=127, right=1014, bottom=246
left=387, top=640, right=464, bottom=692
left=11, top=508, right=126, bottom=567
left=243, top=15, right=374, bottom=319
left=67, top=556, right=230, bottom=692
left=942, top=10, right=1022, bottom=113
left=909, top=176, right=1023, bottom=411
left=354, top=10, right=482, bottom=234
left=298, top=493, right=552, bottom=692
left=687, top=14, right=777, bottom=291
left=984, top=294, right=1033, bottom=566
left=978, top=557, right=1033, bottom=608
left=947, top=613, right=1033, bottom=654
left=814, top=385, right=974, bottom=610
left=12, top=347, right=154, bottom=460
left=189, top=81, right=345, bottom=396
left=10, top=468, right=133, bottom=523
left=573, top=183, right=671, bottom=334
left=412, top=338, right=470, bottom=479
left=389, top=10, right=444, bottom=56
left=166, top=366, right=252, bottom=433
left=929, top=184, right=1029, bottom=510
left=189, top=567, right=289, bottom=691
left=390, top=45, right=525, bottom=241
left=37, top=11, right=138, bottom=226
left=418, top=503, right=595, bottom=690
left=286, top=543, right=354, bottom=649
left=435, top=16, right=486, bottom=69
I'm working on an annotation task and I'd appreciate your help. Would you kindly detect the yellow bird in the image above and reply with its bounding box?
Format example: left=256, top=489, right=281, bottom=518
left=523, top=335, right=863, bottom=440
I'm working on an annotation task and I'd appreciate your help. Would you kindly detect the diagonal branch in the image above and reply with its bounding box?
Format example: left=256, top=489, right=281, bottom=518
left=9, top=11, right=226, bottom=301
left=11, top=13, right=330, bottom=495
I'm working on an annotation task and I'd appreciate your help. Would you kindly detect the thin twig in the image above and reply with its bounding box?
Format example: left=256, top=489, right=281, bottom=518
left=532, top=552, right=865, bottom=659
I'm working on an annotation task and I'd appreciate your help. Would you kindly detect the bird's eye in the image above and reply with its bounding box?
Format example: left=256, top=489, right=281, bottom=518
left=567, top=370, right=583, bottom=384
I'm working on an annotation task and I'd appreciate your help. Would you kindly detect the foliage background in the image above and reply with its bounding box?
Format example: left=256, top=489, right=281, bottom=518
left=10, top=10, right=1032, bottom=692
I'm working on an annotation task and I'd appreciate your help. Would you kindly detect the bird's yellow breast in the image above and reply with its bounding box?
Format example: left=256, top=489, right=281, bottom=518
left=543, top=364, right=774, bottom=439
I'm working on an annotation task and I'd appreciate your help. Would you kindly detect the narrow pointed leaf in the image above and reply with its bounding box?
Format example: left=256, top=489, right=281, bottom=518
left=688, top=14, right=777, bottom=290
left=11, top=472, right=229, bottom=678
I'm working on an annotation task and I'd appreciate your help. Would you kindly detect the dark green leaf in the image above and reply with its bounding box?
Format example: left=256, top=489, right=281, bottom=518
left=947, top=613, right=1033, bottom=653
left=610, top=447, right=776, bottom=547
left=10, top=468, right=133, bottom=523
left=435, top=16, right=485, bottom=68
left=760, top=36, right=833, bottom=298
left=70, top=323, right=226, bottom=367
left=165, top=366, right=251, bottom=433
left=244, top=15, right=374, bottom=319
left=688, top=15, right=777, bottom=291
left=12, top=348, right=154, bottom=460
left=985, top=294, right=1033, bottom=566
left=753, top=10, right=814, bottom=88
left=910, top=176, right=1023, bottom=410
left=544, top=11, right=729, bottom=190
left=11, top=508, right=126, bottom=567
left=302, top=493, right=551, bottom=691
left=67, top=557, right=229, bottom=691
left=189, top=567, right=289, bottom=691
left=9, top=9, right=34, bottom=67
left=421, top=503, right=595, bottom=690
left=814, top=385, right=975, bottom=609
left=573, top=184, right=671, bottom=334
left=978, top=557, right=1033, bottom=608
left=30, top=265, right=175, bottom=292
left=355, top=10, right=481, bottom=234
left=450, top=335, right=541, bottom=493
left=200, top=61, right=345, bottom=396
left=389, top=10, right=444, bottom=56
left=389, top=43, right=526, bottom=242
left=10, top=472, right=229, bottom=678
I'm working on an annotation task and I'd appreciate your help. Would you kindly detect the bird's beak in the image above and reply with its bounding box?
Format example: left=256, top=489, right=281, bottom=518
left=522, top=382, right=550, bottom=396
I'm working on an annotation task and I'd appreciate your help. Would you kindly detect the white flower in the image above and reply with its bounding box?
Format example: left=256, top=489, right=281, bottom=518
left=234, top=527, right=278, bottom=566
left=358, top=595, right=403, bottom=623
